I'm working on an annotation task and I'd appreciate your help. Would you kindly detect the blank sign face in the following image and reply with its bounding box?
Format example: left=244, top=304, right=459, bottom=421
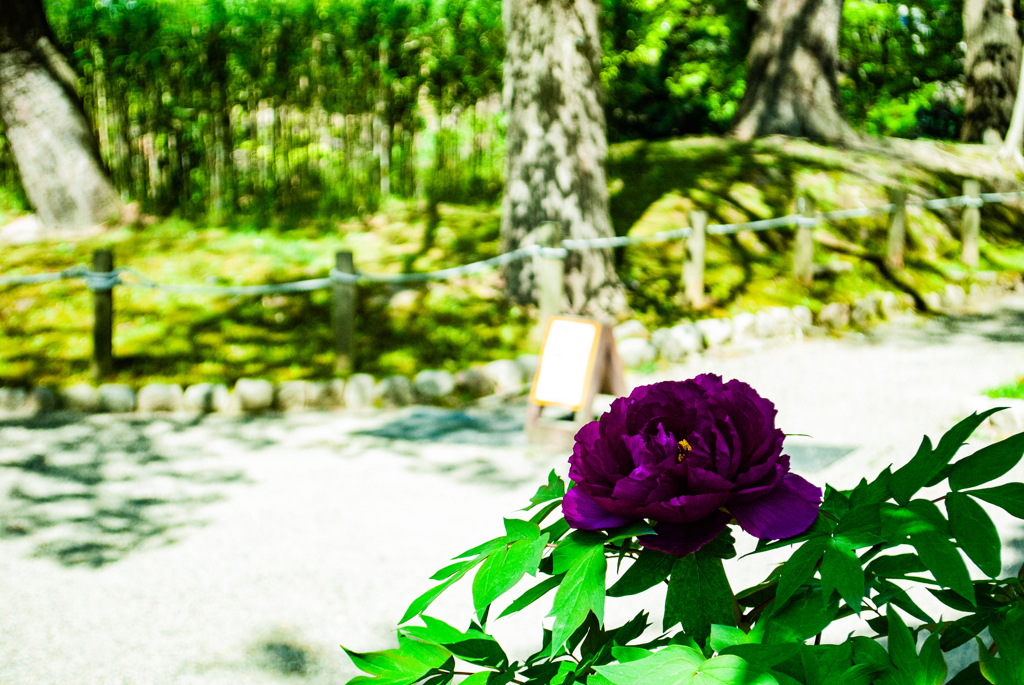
left=532, top=318, right=600, bottom=408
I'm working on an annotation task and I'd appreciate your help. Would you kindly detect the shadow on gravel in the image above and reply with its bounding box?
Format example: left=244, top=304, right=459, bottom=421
left=866, top=304, right=1024, bottom=346
left=0, top=414, right=246, bottom=567
left=355, top=407, right=526, bottom=447
left=785, top=444, right=857, bottom=472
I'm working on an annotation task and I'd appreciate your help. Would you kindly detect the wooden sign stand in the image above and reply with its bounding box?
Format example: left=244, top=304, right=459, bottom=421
left=525, top=316, right=627, bottom=450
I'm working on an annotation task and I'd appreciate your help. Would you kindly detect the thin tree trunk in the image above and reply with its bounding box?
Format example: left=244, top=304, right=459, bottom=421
left=730, top=0, right=853, bottom=143
left=962, top=0, right=1021, bottom=143
left=0, top=0, right=121, bottom=230
left=501, top=0, right=625, bottom=320
left=997, top=46, right=1024, bottom=164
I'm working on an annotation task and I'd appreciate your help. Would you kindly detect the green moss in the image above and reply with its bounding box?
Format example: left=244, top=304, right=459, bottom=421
left=3, top=135, right=1023, bottom=386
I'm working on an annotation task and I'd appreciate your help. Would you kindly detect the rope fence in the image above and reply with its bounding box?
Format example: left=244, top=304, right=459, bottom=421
left=0, top=180, right=1015, bottom=376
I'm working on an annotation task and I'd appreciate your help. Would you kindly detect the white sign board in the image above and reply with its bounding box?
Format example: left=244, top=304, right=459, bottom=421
left=530, top=318, right=600, bottom=409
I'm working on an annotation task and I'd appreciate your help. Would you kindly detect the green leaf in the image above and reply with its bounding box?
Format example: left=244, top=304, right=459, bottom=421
left=949, top=433, right=1024, bottom=491
left=939, top=612, right=997, bottom=652
left=496, top=573, right=563, bottom=619
left=891, top=411, right=1000, bottom=505
left=920, top=633, right=947, bottom=685
left=402, top=573, right=465, bottom=624
left=764, top=587, right=840, bottom=644
left=776, top=536, right=828, bottom=608
left=709, top=625, right=750, bottom=652
left=473, top=534, right=548, bottom=615
left=820, top=537, right=865, bottom=612
left=946, top=662, right=988, bottom=685
left=882, top=500, right=950, bottom=541
left=611, top=646, right=654, bottom=663
left=548, top=535, right=606, bottom=651
left=401, top=619, right=508, bottom=671
left=525, top=470, right=566, bottom=508
left=946, top=492, right=1002, bottom=578
left=344, top=640, right=452, bottom=685
left=801, top=642, right=853, bottom=685
left=664, top=549, right=735, bottom=644
left=873, top=579, right=934, bottom=623
left=455, top=536, right=512, bottom=561
left=886, top=609, right=927, bottom=684
left=911, top=531, right=975, bottom=605
left=504, top=518, right=541, bottom=542
left=965, top=483, right=1024, bottom=519
left=720, top=644, right=801, bottom=669
left=553, top=531, right=606, bottom=574
left=431, top=559, right=479, bottom=582
left=867, top=554, right=927, bottom=579
left=607, top=548, right=675, bottom=598
left=982, top=606, right=1024, bottom=685
left=834, top=504, right=885, bottom=549
left=529, top=500, right=563, bottom=526
left=606, top=521, right=656, bottom=545
left=595, top=645, right=778, bottom=685
left=850, top=467, right=893, bottom=510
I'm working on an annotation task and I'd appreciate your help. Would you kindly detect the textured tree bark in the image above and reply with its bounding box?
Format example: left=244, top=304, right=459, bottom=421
left=500, top=0, right=625, bottom=320
left=962, top=0, right=1021, bottom=143
left=730, top=0, right=853, bottom=143
left=0, top=0, right=121, bottom=230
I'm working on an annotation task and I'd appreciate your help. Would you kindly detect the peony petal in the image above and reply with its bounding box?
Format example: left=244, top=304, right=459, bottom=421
left=635, top=490, right=731, bottom=524
left=729, top=472, right=822, bottom=540
left=563, top=486, right=633, bottom=530
left=638, top=511, right=733, bottom=556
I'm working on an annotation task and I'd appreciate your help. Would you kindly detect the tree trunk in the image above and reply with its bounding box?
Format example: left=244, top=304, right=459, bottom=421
left=730, top=0, right=853, bottom=143
left=501, top=0, right=625, bottom=320
left=962, top=0, right=1021, bottom=143
left=997, top=46, right=1024, bottom=165
left=0, top=0, right=121, bottom=230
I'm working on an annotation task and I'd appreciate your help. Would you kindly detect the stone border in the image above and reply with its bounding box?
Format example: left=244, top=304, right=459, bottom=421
left=0, top=276, right=1017, bottom=417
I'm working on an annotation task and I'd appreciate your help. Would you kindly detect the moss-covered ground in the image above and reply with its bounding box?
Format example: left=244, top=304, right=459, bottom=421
left=2, top=135, right=1024, bottom=388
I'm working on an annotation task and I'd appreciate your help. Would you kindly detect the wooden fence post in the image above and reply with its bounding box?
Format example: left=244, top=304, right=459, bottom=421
left=682, top=210, right=707, bottom=309
left=535, top=222, right=565, bottom=335
left=333, top=250, right=355, bottom=374
left=961, top=179, right=981, bottom=268
left=92, top=248, right=114, bottom=379
left=794, top=197, right=815, bottom=285
left=886, top=187, right=908, bottom=270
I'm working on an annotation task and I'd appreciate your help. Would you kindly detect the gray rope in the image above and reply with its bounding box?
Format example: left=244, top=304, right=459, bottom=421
left=1, top=185, right=1020, bottom=292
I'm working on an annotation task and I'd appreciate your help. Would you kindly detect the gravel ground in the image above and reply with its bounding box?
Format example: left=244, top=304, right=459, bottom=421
left=2, top=298, right=1024, bottom=684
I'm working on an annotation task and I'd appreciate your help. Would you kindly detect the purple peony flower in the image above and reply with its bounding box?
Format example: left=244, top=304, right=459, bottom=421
left=563, top=374, right=822, bottom=556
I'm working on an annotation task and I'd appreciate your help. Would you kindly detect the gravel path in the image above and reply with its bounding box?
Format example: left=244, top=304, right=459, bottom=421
left=3, top=298, right=1024, bottom=684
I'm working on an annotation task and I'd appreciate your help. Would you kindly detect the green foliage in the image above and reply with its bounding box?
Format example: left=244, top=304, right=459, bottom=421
left=344, top=415, right=1024, bottom=685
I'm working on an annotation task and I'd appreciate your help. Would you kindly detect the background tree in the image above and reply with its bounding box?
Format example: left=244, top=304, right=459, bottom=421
left=961, top=0, right=1021, bottom=143
left=500, top=0, right=625, bottom=319
left=731, top=0, right=853, bottom=142
left=0, top=0, right=121, bottom=230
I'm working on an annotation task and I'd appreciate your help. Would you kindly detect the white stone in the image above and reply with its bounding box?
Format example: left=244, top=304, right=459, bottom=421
left=515, top=354, right=540, bottom=381
left=652, top=323, right=703, bottom=363
left=183, top=383, right=217, bottom=413
left=923, top=291, right=943, bottom=311
left=388, top=289, right=420, bottom=317
left=61, top=384, right=100, bottom=412
left=483, top=360, right=526, bottom=394
left=375, top=375, right=413, bottom=408
left=98, top=384, right=136, bottom=413
left=695, top=318, right=732, bottom=347
left=211, top=384, right=231, bottom=413
left=731, top=312, right=756, bottom=341
left=343, top=374, right=377, bottom=409
left=769, top=307, right=796, bottom=336
left=613, top=319, right=650, bottom=341
left=25, top=387, right=56, bottom=414
left=0, top=214, right=47, bottom=244
left=851, top=297, right=879, bottom=328
left=232, top=379, right=275, bottom=413
left=277, top=381, right=311, bottom=411
left=305, top=381, right=332, bottom=409
left=817, top=303, right=851, bottom=331
left=0, top=388, right=26, bottom=412
left=454, top=367, right=496, bottom=398
left=878, top=291, right=902, bottom=319
left=943, top=284, right=967, bottom=310
left=413, top=370, right=456, bottom=402
left=137, top=384, right=184, bottom=412
left=791, top=305, right=813, bottom=331
left=329, top=379, right=347, bottom=407
left=617, top=338, right=657, bottom=368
